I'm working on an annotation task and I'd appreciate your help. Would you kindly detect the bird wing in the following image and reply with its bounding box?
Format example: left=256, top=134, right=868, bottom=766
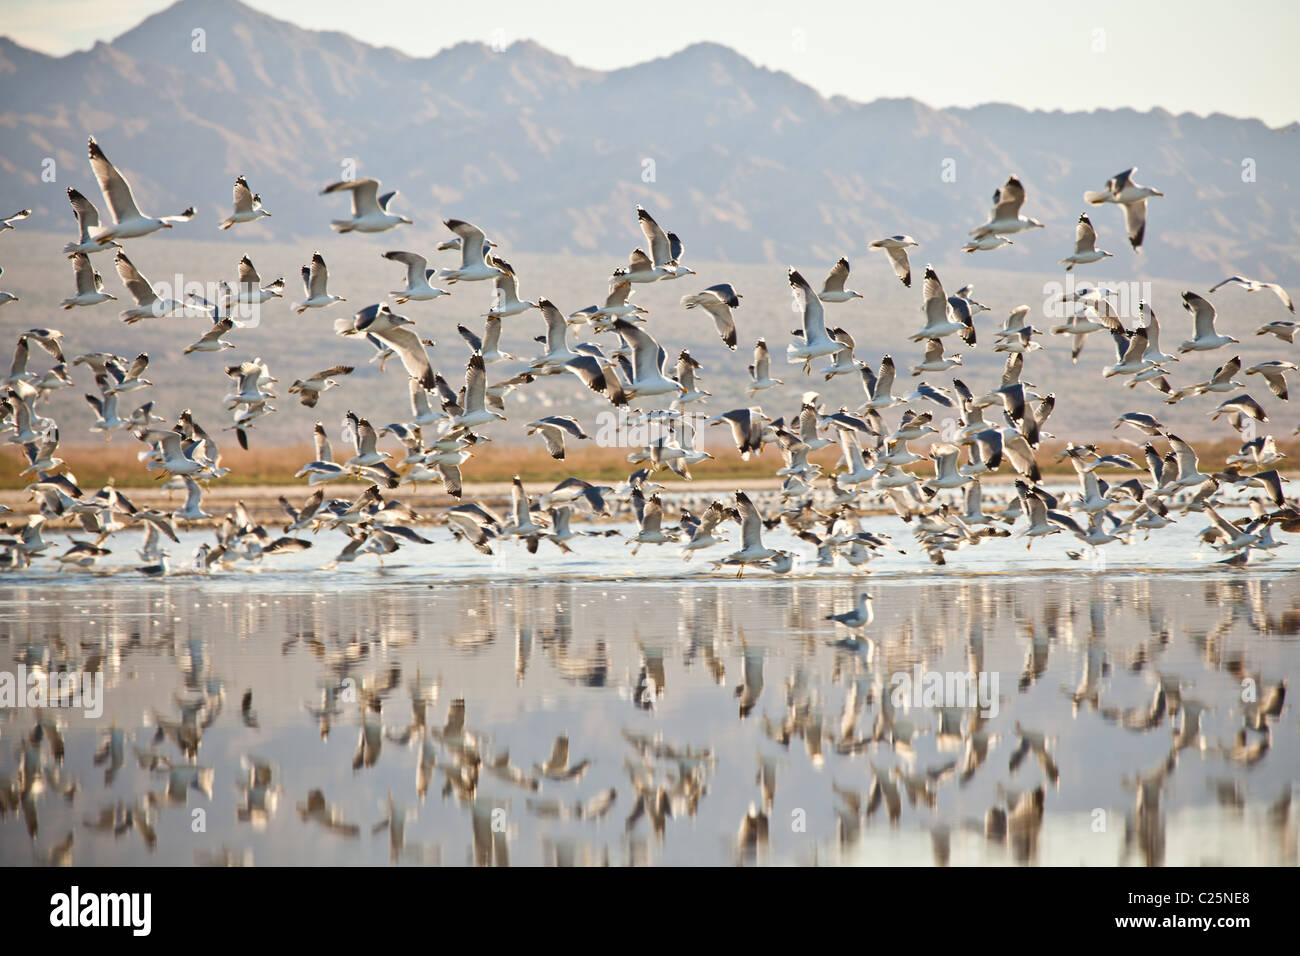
left=1122, top=199, right=1148, bottom=250
left=322, top=177, right=380, bottom=217
left=445, top=220, right=488, bottom=268
left=384, top=250, right=428, bottom=286
left=114, top=253, right=156, bottom=305
left=637, top=207, right=673, bottom=268
left=87, top=137, right=143, bottom=224
left=789, top=269, right=827, bottom=341
left=1074, top=215, right=1097, bottom=254
left=372, top=325, right=435, bottom=389
left=232, top=176, right=255, bottom=214
left=991, top=176, right=1027, bottom=221
left=822, top=257, right=851, bottom=294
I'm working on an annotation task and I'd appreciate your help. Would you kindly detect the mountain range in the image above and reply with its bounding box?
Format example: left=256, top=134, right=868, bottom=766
left=1, top=0, right=1298, bottom=282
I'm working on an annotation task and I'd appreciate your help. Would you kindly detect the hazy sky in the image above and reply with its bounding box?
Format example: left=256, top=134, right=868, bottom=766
left=8, top=0, right=1300, bottom=126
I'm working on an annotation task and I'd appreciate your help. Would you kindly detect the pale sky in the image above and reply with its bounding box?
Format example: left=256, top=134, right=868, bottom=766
left=7, top=0, right=1300, bottom=127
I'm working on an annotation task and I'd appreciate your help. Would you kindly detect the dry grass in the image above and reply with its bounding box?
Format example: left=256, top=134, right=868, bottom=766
left=6, top=434, right=1294, bottom=491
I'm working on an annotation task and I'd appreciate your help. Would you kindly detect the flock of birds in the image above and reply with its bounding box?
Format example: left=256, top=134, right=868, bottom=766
left=1, top=137, right=1299, bottom=576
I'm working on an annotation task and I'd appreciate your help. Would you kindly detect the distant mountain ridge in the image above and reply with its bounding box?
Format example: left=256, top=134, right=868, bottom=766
left=1, top=0, right=1297, bottom=281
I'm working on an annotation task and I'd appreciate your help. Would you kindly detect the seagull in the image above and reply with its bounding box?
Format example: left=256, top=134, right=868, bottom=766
left=680, top=284, right=741, bottom=349
left=232, top=255, right=285, bottom=307
left=1103, top=329, right=1159, bottom=378
left=869, top=236, right=918, bottom=287
left=183, top=318, right=236, bottom=355
left=451, top=354, right=506, bottom=429
left=611, top=319, right=685, bottom=400
left=570, top=278, right=648, bottom=329
left=969, top=176, right=1044, bottom=239
left=859, top=356, right=902, bottom=412
left=114, top=251, right=192, bottom=323
left=294, top=423, right=349, bottom=485
left=383, top=251, right=448, bottom=303
left=824, top=328, right=864, bottom=379
left=1134, top=301, right=1178, bottom=365
left=458, top=315, right=515, bottom=364
left=818, top=258, right=863, bottom=303
left=635, top=206, right=693, bottom=280
left=911, top=267, right=967, bottom=342
left=87, top=136, right=194, bottom=243
left=1014, top=482, right=1061, bottom=547
left=963, top=235, right=1014, bottom=253
left=1211, top=394, right=1268, bottom=424
left=59, top=254, right=117, bottom=309
left=486, top=259, right=537, bottom=318
left=1256, top=319, right=1299, bottom=343
left=0, top=271, right=17, bottom=307
left=672, top=350, right=711, bottom=407
left=437, top=220, right=503, bottom=283
left=295, top=253, right=346, bottom=313
left=1179, top=292, right=1239, bottom=352
left=923, top=443, right=974, bottom=491
left=289, top=366, right=354, bottom=408
left=526, top=416, right=589, bottom=460
left=747, top=339, right=784, bottom=395
left=62, top=188, right=120, bottom=257
left=321, top=177, right=411, bottom=233
left=172, top=476, right=212, bottom=523
left=0, top=208, right=30, bottom=233
left=708, top=407, right=768, bottom=460
left=786, top=269, right=841, bottom=369
left=826, top=593, right=873, bottom=629
left=1059, top=214, right=1113, bottom=270
left=912, top=338, right=963, bottom=376
left=219, top=176, right=271, bottom=230
left=1166, top=434, right=1212, bottom=491
left=530, top=299, right=582, bottom=372
left=1246, top=361, right=1298, bottom=400
left=1084, top=167, right=1163, bottom=250
left=720, top=491, right=781, bottom=575
left=1208, top=276, right=1295, bottom=314
left=362, top=309, right=436, bottom=390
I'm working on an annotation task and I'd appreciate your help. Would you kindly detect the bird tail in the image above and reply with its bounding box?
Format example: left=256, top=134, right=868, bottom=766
left=1083, top=191, right=1109, bottom=205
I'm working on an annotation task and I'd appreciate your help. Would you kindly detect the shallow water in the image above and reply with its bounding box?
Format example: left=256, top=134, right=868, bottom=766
left=1, top=519, right=1298, bottom=866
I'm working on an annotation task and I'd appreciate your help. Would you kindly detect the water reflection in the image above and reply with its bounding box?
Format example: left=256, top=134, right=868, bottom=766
left=0, top=574, right=1296, bottom=866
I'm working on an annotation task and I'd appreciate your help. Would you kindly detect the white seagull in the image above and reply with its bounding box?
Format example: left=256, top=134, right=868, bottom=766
left=114, top=251, right=192, bottom=323
left=62, top=187, right=120, bottom=257
left=437, top=220, right=503, bottom=283
left=321, top=177, right=411, bottom=233
left=825, top=593, right=873, bottom=629
left=295, top=252, right=346, bottom=313
left=1084, top=167, right=1163, bottom=250
left=219, top=176, right=271, bottom=230
left=869, top=236, right=918, bottom=287
left=1208, top=276, right=1295, bottom=314
left=486, top=259, right=537, bottom=318
left=1178, top=292, right=1239, bottom=352
left=384, top=251, right=449, bottom=303
left=59, top=254, right=117, bottom=309
left=681, top=283, right=742, bottom=350
left=1058, top=214, right=1113, bottom=270
left=87, top=136, right=194, bottom=243
left=786, top=268, right=841, bottom=369
left=969, top=176, right=1044, bottom=239
left=818, top=258, right=863, bottom=303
